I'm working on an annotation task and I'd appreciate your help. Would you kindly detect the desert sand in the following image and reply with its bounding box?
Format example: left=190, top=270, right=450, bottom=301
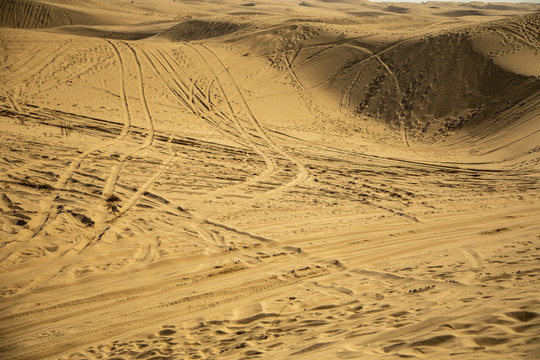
left=1, top=0, right=539, bottom=359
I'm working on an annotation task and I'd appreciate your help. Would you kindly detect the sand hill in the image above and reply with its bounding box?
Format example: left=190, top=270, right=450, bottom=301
left=1, top=0, right=539, bottom=359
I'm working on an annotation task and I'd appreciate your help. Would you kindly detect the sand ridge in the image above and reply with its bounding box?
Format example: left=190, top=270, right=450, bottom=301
left=0, top=0, right=539, bottom=359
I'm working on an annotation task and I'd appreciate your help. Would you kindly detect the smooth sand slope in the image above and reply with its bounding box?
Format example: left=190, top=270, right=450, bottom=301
left=1, top=0, right=539, bottom=359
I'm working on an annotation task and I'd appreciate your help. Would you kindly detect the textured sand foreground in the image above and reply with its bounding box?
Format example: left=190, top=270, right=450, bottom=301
left=1, top=0, right=540, bottom=359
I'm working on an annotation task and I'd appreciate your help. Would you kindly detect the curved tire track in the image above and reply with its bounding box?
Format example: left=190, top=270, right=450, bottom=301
left=195, top=43, right=309, bottom=192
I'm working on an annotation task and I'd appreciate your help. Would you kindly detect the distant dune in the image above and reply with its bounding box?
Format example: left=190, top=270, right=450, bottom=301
left=158, top=19, right=249, bottom=41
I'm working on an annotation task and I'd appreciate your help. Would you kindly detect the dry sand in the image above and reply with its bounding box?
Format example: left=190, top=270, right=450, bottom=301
left=1, top=0, right=540, bottom=359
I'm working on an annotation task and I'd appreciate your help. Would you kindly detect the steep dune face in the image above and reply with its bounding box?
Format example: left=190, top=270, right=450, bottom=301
left=0, top=0, right=70, bottom=28
left=374, top=15, right=539, bottom=145
left=363, top=29, right=539, bottom=140
left=267, top=13, right=540, bottom=143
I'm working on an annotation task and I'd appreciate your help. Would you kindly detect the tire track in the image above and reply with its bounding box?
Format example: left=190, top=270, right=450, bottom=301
left=141, top=49, right=242, bottom=150
left=2, top=138, right=108, bottom=250
left=262, top=38, right=411, bottom=104
left=101, top=40, right=133, bottom=199
left=268, top=40, right=423, bottom=223
left=4, top=40, right=73, bottom=88
left=186, top=44, right=277, bottom=180
left=0, top=249, right=337, bottom=360
left=123, top=41, right=154, bottom=148
left=146, top=49, right=198, bottom=113
left=0, top=39, right=176, bottom=292
left=153, top=42, right=309, bottom=220
left=339, top=60, right=371, bottom=108
left=294, top=44, right=337, bottom=68
left=2, top=39, right=330, bottom=304
left=0, top=40, right=153, bottom=266
left=148, top=45, right=277, bottom=199
left=196, top=43, right=309, bottom=191
left=111, top=46, right=287, bottom=250
left=0, top=45, right=40, bottom=73
left=52, top=40, right=163, bottom=255
left=333, top=41, right=408, bottom=110
left=13, top=39, right=281, bottom=287
left=0, top=88, right=20, bottom=112
left=0, top=41, right=67, bottom=84
left=155, top=48, right=242, bottom=136
left=337, top=44, right=379, bottom=108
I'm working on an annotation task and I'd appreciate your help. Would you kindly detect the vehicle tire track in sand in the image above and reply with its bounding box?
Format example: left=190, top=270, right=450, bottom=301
left=258, top=38, right=416, bottom=164
left=143, top=51, right=242, bottom=146
left=336, top=38, right=413, bottom=107
left=367, top=51, right=418, bottom=155
left=338, top=45, right=387, bottom=108
left=260, top=41, right=418, bottom=221
left=144, top=49, right=198, bottom=113
left=0, top=39, right=155, bottom=266
left=142, top=49, right=241, bottom=145
left=0, top=40, right=70, bottom=84
left=48, top=45, right=282, bottom=254
left=50, top=40, right=164, bottom=253
left=188, top=69, right=205, bottom=115
left=0, top=88, right=22, bottom=113
left=2, top=139, right=108, bottom=249
left=0, top=254, right=338, bottom=360
left=156, top=48, right=244, bottom=138
left=1, top=52, right=123, bottom=255
left=196, top=44, right=309, bottom=191
left=4, top=101, right=172, bottom=294
left=122, top=41, right=154, bottom=148
left=141, top=46, right=282, bottom=241
left=142, top=47, right=245, bottom=140
left=164, top=44, right=278, bottom=198
left=1, top=39, right=270, bottom=289
left=101, top=40, right=132, bottom=199
left=0, top=45, right=40, bottom=73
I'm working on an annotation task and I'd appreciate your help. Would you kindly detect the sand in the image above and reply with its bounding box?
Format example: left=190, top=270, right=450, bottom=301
left=1, top=0, right=539, bottom=359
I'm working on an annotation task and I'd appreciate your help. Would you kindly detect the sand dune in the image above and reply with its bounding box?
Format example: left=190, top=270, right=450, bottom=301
left=0, top=0, right=539, bottom=359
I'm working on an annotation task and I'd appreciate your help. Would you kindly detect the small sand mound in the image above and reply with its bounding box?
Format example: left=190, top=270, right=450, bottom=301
left=439, top=9, right=486, bottom=17
left=299, top=1, right=316, bottom=7
left=157, top=19, right=247, bottom=41
left=348, top=11, right=385, bottom=18
left=383, top=6, right=409, bottom=14
left=0, top=0, right=70, bottom=28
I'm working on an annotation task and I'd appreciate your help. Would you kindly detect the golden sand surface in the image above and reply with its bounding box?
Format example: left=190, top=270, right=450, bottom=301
left=0, top=0, right=539, bottom=358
